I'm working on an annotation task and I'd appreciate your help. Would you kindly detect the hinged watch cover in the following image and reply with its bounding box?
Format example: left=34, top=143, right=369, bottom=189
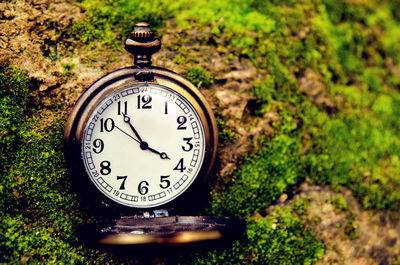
left=92, top=214, right=244, bottom=245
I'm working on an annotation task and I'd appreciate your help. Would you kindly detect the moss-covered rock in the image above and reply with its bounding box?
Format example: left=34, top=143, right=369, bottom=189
left=2, top=0, right=400, bottom=263
left=184, top=66, right=213, bottom=88
left=189, top=207, right=324, bottom=264
left=0, top=65, right=100, bottom=263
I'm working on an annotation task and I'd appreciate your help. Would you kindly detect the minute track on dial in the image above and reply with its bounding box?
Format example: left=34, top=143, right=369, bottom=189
left=77, top=82, right=208, bottom=208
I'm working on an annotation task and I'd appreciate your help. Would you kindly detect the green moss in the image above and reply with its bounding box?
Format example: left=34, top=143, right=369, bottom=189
left=61, top=62, right=76, bottom=73
left=215, top=117, right=238, bottom=144
left=248, top=0, right=400, bottom=212
left=302, top=91, right=400, bottom=209
left=330, top=194, right=348, bottom=212
left=0, top=65, right=104, bottom=263
left=292, top=198, right=309, bottom=216
left=209, top=134, right=303, bottom=217
left=0, top=65, right=30, bottom=173
left=244, top=207, right=324, bottom=264
left=173, top=55, right=187, bottom=65
left=41, top=44, right=59, bottom=61
left=183, top=66, right=213, bottom=88
left=52, top=62, right=77, bottom=84
left=1, top=213, right=87, bottom=264
left=363, top=68, right=384, bottom=93
left=73, top=0, right=185, bottom=49
left=253, top=75, right=275, bottom=102
left=344, top=212, right=358, bottom=240
left=190, top=207, right=324, bottom=264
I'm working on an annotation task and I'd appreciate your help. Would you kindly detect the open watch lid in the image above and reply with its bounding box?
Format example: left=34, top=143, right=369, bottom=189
left=93, top=213, right=244, bottom=246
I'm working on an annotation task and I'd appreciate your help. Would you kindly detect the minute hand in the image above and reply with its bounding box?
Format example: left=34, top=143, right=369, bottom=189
left=122, top=113, right=143, bottom=143
left=122, top=113, right=169, bottom=159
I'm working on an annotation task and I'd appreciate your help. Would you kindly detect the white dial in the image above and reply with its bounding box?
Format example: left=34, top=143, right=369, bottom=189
left=81, top=83, right=206, bottom=208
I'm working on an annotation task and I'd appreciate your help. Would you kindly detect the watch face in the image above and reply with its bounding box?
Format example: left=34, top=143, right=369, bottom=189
left=81, top=83, right=206, bottom=208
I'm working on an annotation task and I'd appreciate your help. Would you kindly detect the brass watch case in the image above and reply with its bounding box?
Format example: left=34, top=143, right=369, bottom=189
left=64, top=66, right=218, bottom=211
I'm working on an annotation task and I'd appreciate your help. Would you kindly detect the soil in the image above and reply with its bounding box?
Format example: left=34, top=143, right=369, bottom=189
left=1, top=1, right=399, bottom=264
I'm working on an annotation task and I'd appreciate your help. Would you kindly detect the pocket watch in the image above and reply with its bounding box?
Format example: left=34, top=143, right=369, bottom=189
left=64, top=23, right=243, bottom=245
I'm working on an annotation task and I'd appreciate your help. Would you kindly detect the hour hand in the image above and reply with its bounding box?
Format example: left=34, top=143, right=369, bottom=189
left=121, top=113, right=169, bottom=159
left=122, top=113, right=143, bottom=143
left=147, top=146, right=170, bottom=160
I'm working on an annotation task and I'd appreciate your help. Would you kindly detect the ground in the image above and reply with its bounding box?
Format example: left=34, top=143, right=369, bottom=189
left=1, top=0, right=400, bottom=264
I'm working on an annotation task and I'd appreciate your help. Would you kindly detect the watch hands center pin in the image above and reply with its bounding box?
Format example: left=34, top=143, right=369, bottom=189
left=122, top=112, right=170, bottom=159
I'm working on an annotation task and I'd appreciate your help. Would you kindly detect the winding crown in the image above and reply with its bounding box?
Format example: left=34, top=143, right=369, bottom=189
left=125, top=22, right=161, bottom=67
